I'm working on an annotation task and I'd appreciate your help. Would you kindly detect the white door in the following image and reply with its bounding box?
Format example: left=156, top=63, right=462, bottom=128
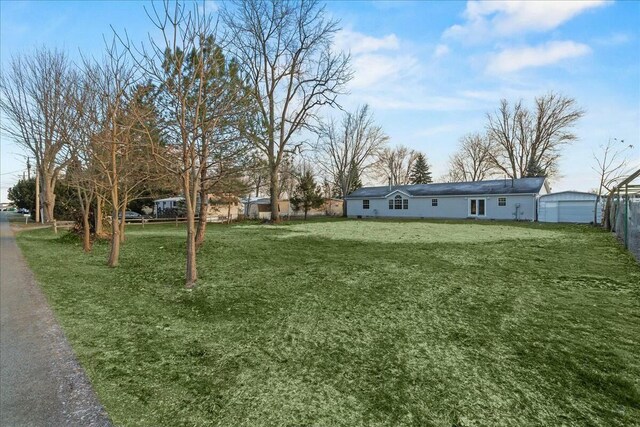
left=469, top=198, right=486, bottom=217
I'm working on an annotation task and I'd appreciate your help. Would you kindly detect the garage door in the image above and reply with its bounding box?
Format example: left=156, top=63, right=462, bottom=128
left=558, top=201, right=594, bottom=223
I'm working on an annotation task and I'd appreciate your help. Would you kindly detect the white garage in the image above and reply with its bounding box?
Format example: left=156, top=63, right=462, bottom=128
left=538, top=191, right=602, bottom=224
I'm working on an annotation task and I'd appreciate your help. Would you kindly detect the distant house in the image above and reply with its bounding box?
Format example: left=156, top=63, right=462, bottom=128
left=154, top=197, right=183, bottom=216
left=291, top=198, right=343, bottom=217
left=538, top=191, right=601, bottom=223
left=243, top=197, right=291, bottom=219
left=153, top=195, right=243, bottom=222
left=345, top=177, right=550, bottom=221
left=243, top=197, right=343, bottom=219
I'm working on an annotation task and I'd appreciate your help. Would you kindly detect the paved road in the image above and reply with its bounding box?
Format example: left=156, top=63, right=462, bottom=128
left=0, top=213, right=111, bottom=426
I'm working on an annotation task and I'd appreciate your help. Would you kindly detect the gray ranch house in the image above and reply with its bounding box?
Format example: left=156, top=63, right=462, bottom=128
left=345, top=177, right=550, bottom=221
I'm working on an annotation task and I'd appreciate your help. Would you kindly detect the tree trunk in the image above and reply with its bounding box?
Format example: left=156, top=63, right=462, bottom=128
left=119, top=194, right=128, bottom=243
left=95, top=196, right=104, bottom=236
left=42, top=174, right=56, bottom=222
left=342, top=198, right=347, bottom=217
left=185, top=205, right=198, bottom=288
left=195, top=188, right=208, bottom=249
left=603, top=193, right=613, bottom=230
left=270, top=163, right=279, bottom=222
left=227, top=202, right=231, bottom=225
left=76, top=187, right=93, bottom=253
left=108, top=207, right=120, bottom=267
left=82, top=211, right=92, bottom=253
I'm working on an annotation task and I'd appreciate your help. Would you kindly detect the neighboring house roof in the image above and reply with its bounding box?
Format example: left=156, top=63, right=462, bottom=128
left=539, top=191, right=598, bottom=199
left=345, top=177, right=546, bottom=199
left=241, top=197, right=295, bottom=205
left=154, top=196, right=184, bottom=203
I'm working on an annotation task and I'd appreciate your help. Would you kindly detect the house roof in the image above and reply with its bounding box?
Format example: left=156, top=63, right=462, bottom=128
left=154, top=196, right=184, bottom=203
left=345, top=177, right=546, bottom=199
left=539, top=190, right=598, bottom=199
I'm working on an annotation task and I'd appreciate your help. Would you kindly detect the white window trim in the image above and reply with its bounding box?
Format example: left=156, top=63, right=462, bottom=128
left=384, top=189, right=412, bottom=198
left=468, top=198, right=487, bottom=217
left=498, top=197, right=507, bottom=207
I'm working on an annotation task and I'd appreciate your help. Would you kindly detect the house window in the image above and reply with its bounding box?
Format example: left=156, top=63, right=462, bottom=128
left=389, top=194, right=409, bottom=210
left=498, top=197, right=506, bottom=207
left=469, top=198, right=486, bottom=216
left=432, top=198, right=438, bottom=207
left=394, top=195, right=402, bottom=210
left=363, top=200, right=370, bottom=210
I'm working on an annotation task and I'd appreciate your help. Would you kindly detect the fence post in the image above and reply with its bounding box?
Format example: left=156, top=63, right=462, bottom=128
left=624, top=183, right=629, bottom=249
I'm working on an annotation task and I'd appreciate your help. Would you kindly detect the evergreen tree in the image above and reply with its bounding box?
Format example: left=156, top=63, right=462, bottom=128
left=290, top=170, right=324, bottom=220
left=524, top=158, right=546, bottom=177
left=7, top=178, right=36, bottom=212
left=410, top=153, right=432, bottom=184
left=8, top=178, right=79, bottom=220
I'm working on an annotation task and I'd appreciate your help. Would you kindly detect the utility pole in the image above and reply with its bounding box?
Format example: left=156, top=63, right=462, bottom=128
left=35, top=170, right=40, bottom=223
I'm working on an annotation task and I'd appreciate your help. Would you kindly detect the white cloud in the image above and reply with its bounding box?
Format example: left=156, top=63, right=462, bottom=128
left=486, top=41, right=591, bottom=74
left=350, top=53, right=416, bottom=89
left=445, top=0, right=610, bottom=41
left=433, top=44, right=450, bottom=58
left=334, top=29, right=399, bottom=55
left=593, top=32, right=632, bottom=46
left=361, top=92, right=477, bottom=112
left=334, top=30, right=420, bottom=91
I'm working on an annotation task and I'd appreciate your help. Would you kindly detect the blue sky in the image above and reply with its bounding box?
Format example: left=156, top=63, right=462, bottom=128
left=1, top=0, right=639, bottom=201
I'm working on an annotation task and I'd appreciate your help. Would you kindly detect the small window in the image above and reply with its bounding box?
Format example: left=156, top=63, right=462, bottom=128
left=363, top=200, right=370, bottom=210
left=498, top=197, right=506, bottom=207
left=432, top=198, right=438, bottom=207
left=394, top=195, right=402, bottom=210
left=403, top=199, right=408, bottom=209
left=389, top=199, right=393, bottom=210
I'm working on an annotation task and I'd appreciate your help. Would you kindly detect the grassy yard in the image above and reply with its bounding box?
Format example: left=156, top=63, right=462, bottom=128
left=16, top=219, right=640, bottom=426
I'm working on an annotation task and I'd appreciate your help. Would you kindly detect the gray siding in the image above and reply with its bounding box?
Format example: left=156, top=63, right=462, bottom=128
left=347, top=193, right=537, bottom=221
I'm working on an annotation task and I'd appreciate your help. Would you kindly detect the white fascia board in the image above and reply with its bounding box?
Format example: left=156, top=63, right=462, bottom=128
left=384, top=189, right=413, bottom=198
left=350, top=192, right=538, bottom=200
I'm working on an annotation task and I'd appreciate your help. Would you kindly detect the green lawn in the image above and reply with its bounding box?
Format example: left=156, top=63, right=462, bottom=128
left=16, top=219, right=640, bottom=426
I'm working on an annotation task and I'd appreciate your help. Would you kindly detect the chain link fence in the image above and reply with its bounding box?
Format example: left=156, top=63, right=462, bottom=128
left=605, top=169, right=640, bottom=262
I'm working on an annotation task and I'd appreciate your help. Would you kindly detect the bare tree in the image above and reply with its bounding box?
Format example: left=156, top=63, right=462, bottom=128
left=593, top=138, right=634, bottom=226
left=120, top=1, right=234, bottom=287
left=0, top=48, right=76, bottom=223
left=81, top=38, right=155, bottom=267
left=374, top=145, right=418, bottom=186
left=447, top=133, right=495, bottom=182
left=223, top=0, right=351, bottom=221
left=486, top=93, right=584, bottom=179
left=65, top=75, right=101, bottom=252
left=316, top=104, right=388, bottom=216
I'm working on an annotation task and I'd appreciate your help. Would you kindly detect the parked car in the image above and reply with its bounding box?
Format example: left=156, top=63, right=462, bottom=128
left=118, top=211, right=142, bottom=219
left=16, top=208, right=30, bottom=214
